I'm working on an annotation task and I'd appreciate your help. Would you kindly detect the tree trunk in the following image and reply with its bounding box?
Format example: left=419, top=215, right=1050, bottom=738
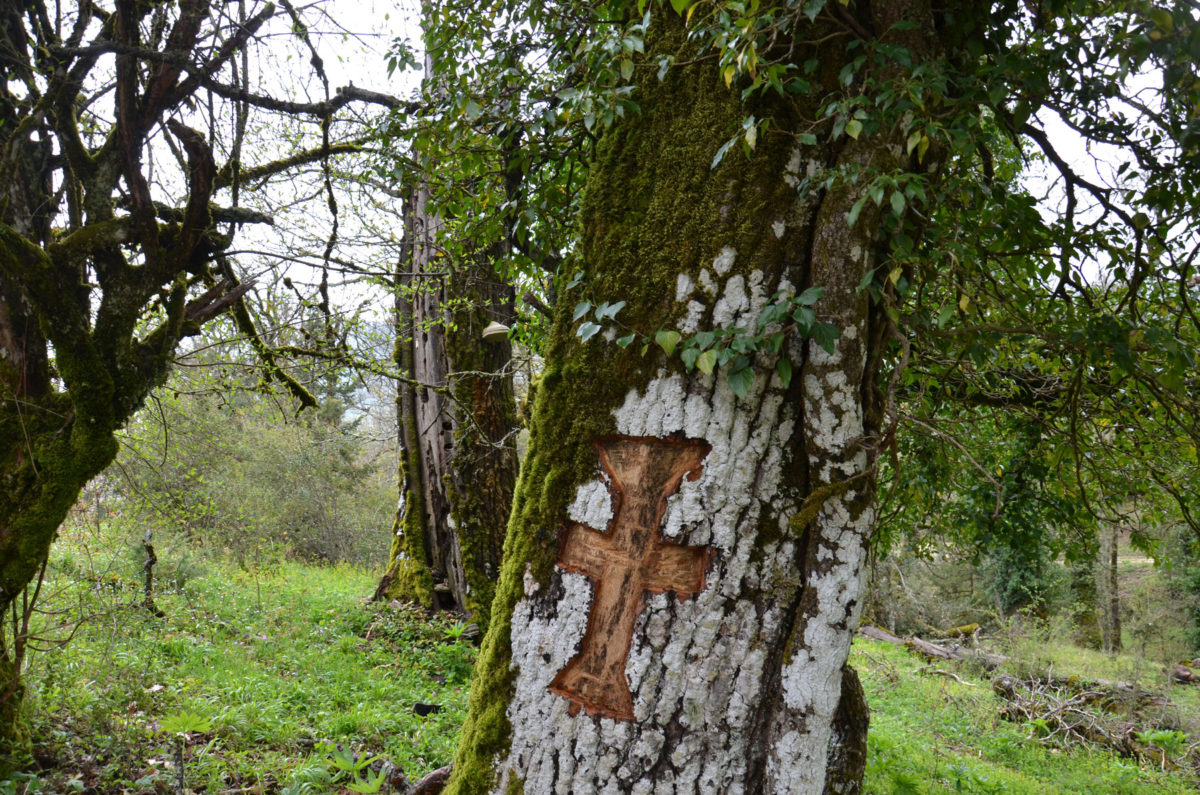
left=1069, top=540, right=1102, bottom=649
left=1100, top=524, right=1122, bottom=652
left=376, top=63, right=519, bottom=630
left=445, top=6, right=939, bottom=792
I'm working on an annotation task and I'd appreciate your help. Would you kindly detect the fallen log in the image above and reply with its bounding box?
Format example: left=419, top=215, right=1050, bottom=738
left=858, top=626, right=1008, bottom=671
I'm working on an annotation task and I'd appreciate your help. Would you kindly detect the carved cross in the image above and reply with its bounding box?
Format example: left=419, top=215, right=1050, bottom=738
left=549, top=436, right=712, bottom=720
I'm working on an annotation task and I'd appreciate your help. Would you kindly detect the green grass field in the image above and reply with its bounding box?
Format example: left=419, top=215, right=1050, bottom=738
left=4, top=522, right=1198, bottom=793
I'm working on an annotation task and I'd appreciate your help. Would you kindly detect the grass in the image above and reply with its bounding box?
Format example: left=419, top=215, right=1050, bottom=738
left=12, top=521, right=472, bottom=793
left=5, top=518, right=1199, bottom=793
left=855, top=638, right=1199, bottom=794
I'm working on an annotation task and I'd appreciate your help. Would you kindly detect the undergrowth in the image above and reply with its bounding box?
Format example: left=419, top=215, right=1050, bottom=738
left=5, top=517, right=1198, bottom=793
left=854, top=638, right=1199, bottom=794
left=8, top=520, right=472, bottom=793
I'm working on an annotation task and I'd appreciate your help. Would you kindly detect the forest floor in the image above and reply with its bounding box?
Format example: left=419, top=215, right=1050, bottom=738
left=4, top=523, right=1199, bottom=793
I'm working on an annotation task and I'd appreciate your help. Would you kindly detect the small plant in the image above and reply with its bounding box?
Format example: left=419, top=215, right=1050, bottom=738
left=160, top=710, right=213, bottom=794
left=445, top=620, right=469, bottom=641
left=0, top=773, right=43, bottom=795
left=317, top=742, right=386, bottom=794
left=1135, top=728, right=1189, bottom=770
left=1025, top=717, right=1052, bottom=740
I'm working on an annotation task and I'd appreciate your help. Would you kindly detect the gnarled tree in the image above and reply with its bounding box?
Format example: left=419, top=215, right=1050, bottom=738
left=0, top=0, right=396, bottom=772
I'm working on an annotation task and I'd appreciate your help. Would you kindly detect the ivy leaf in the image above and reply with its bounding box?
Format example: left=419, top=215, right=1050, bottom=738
left=693, top=330, right=716, bottom=350
left=857, top=267, right=878, bottom=293
left=727, top=365, right=754, bottom=399
left=655, top=329, right=681, bottom=356
left=796, top=286, right=824, bottom=306
left=847, top=196, right=867, bottom=228
left=811, top=322, right=840, bottom=354
left=578, top=321, right=602, bottom=342
left=712, top=136, right=736, bottom=169
left=572, top=301, right=592, bottom=321
left=793, top=306, right=815, bottom=333
left=696, top=349, right=718, bottom=374
left=776, top=358, right=793, bottom=388
left=616, top=333, right=636, bottom=348
left=681, top=346, right=701, bottom=370
left=596, top=300, right=626, bottom=321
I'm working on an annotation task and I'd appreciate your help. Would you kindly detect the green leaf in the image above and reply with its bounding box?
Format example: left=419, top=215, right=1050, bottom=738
left=1148, top=7, right=1173, bottom=31
left=847, top=196, right=866, bottom=228
left=793, top=306, right=815, bottom=332
left=669, top=0, right=690, bottom=14
left=796, top=286, right=824, bottom=306
left=696, top=349, right=718, bottom=374
left=160, top=711, right=212, bottom=734
left=655, top=329, right=681, bottom=356
left=572, top=301, right=592, bottom=321
left=681, top=346, right=701, bottom=370
left=620, top=58, right=634, bottom=81
left=693, top=330, right=716, bottom=349
left=600, top=300, right=626, bottom=320
left=811, top=322, right=840, bottom=354
left=616, top=333, right=636, bottom=348
left=727, top=366, right=754, bottom=398
left=856, top=268, right=878, bottom=293
left=578, top=321, right=601, bottom=342
left=711, top=137, right=736, bottom=169
left=776, top=357, right=793, bottom=388
left=463, top=99, right=481, bottom=120
left=890, top=191, right=906, bottom=216
left=845, top=118, right=863, bottom=139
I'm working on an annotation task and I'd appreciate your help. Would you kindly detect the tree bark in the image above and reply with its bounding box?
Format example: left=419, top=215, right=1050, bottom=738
left=376, top=50, right=519, bottom=630
left=445, top=5, right=942, bottom=792
left=1100, top=524, right=1122, bottom=652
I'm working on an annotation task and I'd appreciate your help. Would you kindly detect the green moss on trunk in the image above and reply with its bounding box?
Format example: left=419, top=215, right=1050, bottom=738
left=444, top=9, right=821, bottom=791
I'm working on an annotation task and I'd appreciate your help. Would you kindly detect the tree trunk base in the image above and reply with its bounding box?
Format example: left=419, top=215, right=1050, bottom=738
left=0, top=658, right=32, bottom=778
left=823, top=665, right=869, bottom=795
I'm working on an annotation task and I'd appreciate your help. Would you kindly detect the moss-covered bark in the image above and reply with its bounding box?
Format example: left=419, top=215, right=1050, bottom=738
left=376, top=186, right=439, bottom=609
left=376, top=176, right=519, bottom=633
left=446, top=3, right=945, bottom=792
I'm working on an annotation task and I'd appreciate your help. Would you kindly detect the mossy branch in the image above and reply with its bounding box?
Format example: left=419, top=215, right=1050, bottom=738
left=788, top=474, right=868, bottom=535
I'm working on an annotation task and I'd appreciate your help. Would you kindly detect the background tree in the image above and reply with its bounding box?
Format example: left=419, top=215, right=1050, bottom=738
left=373, top=31, right=521, bottom=632
left=373, top=0, right=597, bottom=629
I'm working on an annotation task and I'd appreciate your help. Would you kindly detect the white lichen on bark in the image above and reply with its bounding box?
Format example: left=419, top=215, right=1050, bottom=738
left=493, top=262, right=871, bottom=793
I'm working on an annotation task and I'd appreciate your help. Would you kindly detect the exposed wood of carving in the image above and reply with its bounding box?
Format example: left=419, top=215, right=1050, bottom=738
left=550, top=436, right=711, bottom=720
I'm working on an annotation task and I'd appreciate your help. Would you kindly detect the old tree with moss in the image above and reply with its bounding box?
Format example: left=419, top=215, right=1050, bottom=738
left=428, top=0, right=1200, bottom=792
left=0, top=0, right=400, bottom=771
